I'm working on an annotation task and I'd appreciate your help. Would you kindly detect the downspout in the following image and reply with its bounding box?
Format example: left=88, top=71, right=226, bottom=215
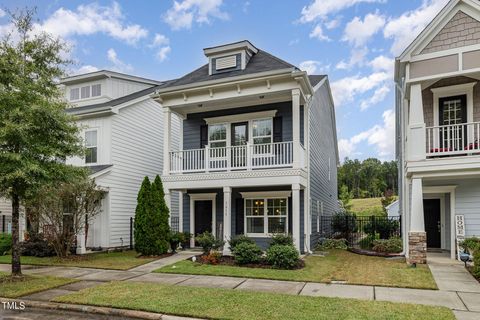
left=304, top=92, right=314, bottom=254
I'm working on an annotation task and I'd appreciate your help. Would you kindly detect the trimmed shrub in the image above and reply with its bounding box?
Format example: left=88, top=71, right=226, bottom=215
left=229, top=235, right=254, bottom=251
left=180, top=232, right=192, bottom=249
left=270, top=234, right=293, bottom=247
left=461, top=237, right=480, bottom=256
left=200, top=250, right=222, bottom=265
left=315, top=238, right=348, bottom=251
left=266, top=244, right=299, bottom=269
left=169, top=231, right=183, bottom=253
left=195, top=231, right=224, bottom=255
left=232, top=242, right=263, bottom=265
left=332, top=212, right=357, bottom=238
left=0, top=233, right=12, bottom=255
left=359, top=234, right=377, bottom=250
left=21, top=233, right=56, bottom=257
left=473, top=251, right=480, bottom=279
left=372, top=236, right=402, bottom=253
left=363, top=217, right=399, bottom=239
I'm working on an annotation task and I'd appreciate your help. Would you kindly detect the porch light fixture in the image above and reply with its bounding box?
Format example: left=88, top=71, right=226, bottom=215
left=197, top=103, right=203, bottom=107
left=460, top=252, right=470, bottom=267
left=259, top=95, right=265, bottom=99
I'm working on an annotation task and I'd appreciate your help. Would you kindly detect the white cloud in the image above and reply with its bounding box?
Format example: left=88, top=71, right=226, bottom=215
left=151, top=33, right=169, bottom=47
left=35, top=2, right=148, bottom=45
left=360, top=85, right=390, bottom=111
left=335, top=47, right=368, bottom=70
left=300, top=0, right=384, bottom=23
left=331, top=71, right=389, bottom=106
left=299, top=60, right=330, bottom=75
left=342, top=12, right=385, bottom=47
left=384, top=0, right=449, bottom=55
left=0, top=9, right=6, bottom=18
left=325, top=17, right=341, bottom=29
left=156, top=46, right=172, bottom=62
left=107, top=48, right=133, bottom=73
left=163, top=0, right=229, bottom=30
left=309, top=24, right=330, bottom=41
left=73, top=65, right=99, bottom=75
left=369, top=55, right=394, bottom=74
left=339, top=109, right=395, bottom=159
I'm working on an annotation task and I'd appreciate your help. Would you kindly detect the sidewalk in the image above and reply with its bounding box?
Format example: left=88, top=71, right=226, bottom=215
left=6, top=252, right=480, bottom=320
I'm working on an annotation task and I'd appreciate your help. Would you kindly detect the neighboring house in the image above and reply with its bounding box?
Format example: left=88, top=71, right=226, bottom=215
left=395, top=0, right=480, bottom=263
left=62, top=70, right=180, bottom=252
left=385, top=200, right=399, bottom=218
left=0, top=198, right=12, bottom=234
left=158, top=40, right=339, bottom=253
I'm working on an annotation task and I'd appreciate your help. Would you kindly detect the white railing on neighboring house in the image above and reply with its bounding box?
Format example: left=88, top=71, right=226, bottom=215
left=426, top=122, right=480, bottom=157
left=169, top=141, right=299, bottom=174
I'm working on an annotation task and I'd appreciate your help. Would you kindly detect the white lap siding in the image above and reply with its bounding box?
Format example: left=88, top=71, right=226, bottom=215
left=455, top=180, right=480, bottom=237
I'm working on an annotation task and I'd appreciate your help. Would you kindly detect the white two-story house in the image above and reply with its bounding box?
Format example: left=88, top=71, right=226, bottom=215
left=62, top=70, right=180, bottom=252
left=396, top=0, right=480, bottom=263
left=157, top=41, right=339, bottom=253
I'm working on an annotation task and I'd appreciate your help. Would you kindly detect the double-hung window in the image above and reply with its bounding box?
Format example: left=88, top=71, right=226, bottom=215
left=245, top=197, right=288, bottom=236
left=70, top=88, right=80, bottom=101
left=252, top=118, right=273, bottom=155
left=208, top=124, right=227, bottom=148
left=85, top=130, right=98, bottom=164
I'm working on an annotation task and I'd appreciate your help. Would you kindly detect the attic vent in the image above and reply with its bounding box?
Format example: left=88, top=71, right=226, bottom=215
left=216, top=55, right=237, bottom=70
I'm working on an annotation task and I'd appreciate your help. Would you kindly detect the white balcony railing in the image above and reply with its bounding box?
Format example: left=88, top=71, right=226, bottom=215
left=426, top=122, right=480, bottom=157
left=169, top=141, right=299, bottom=174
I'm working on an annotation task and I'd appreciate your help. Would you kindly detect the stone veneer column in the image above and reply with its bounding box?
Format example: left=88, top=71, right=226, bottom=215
left=408, top=177, right=426, bottom=264
left=408, top=232, right=427, bottom=264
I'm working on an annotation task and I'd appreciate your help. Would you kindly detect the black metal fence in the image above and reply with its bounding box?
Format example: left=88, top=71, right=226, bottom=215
left=315, top=215, right=401, bottom=249
left=1, top=215, right=12, bottom=234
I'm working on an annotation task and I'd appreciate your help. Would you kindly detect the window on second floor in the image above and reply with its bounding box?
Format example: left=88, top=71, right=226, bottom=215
left=252, top=119, right=272, bottom=145
left=70, top=88, right=79, bottom=101
left=85, top=130, right=97, bottom=164
left=69, top=84, right=102, bottom=101
left=208, top=124, right=227, bottom=148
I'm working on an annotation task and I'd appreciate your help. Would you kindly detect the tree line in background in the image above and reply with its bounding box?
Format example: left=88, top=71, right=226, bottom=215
left=338, top=158, right=398, bottom=199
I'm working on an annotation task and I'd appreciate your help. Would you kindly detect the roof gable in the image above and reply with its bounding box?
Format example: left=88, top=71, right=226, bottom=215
left=399, top=0, right=480, bottom=61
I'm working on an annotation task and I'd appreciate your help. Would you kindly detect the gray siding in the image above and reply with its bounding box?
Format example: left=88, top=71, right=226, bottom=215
left=182, top=102, right=293, bottom=150
left=309, top=80, right=339, bottom=247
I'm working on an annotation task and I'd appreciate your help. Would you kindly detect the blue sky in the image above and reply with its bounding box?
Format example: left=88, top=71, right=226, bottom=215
left=1, top=0, right=450, bottom=161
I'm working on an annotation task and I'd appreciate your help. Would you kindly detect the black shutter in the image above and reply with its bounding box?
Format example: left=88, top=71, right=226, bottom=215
left=200, top=125, right=208, bottom=148
left=273, top=116, right=282, bottom=142
left=235, top=198, right=244, bottom=235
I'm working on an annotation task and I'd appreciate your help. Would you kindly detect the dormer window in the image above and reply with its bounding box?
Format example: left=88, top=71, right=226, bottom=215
left=204, top=40, right=258, bottom=75
left=69, top=84, right=102, bottom=101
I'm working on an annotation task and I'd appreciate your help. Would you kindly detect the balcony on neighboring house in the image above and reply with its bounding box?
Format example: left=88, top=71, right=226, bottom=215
left=169, top=141, right=305, bottom=174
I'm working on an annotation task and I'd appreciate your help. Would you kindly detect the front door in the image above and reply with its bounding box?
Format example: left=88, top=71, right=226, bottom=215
left=194, top=200, right=213, bottom=238
left=423, top=199, right=441, bottom=248
left=231, top=122, right=248, bottom=168
left=439, top=95, right=467, bottom=151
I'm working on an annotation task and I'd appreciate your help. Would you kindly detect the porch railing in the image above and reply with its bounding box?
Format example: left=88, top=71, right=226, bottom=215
left=169, top=141, right=298, bottom=174
left=426, top=122, right=480, bottom=157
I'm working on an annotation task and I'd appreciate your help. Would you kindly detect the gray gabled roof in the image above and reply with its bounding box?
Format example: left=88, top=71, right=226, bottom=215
left=308, top=75, right=326, bottom=88
left=163, top=50, right=297, bottom=88
left=65, top=79, right=177, bottom=116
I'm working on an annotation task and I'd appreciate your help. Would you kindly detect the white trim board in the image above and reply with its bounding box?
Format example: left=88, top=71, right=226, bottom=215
left=188, top=193, right=217, bottom=247
left=240, top=191, right=292, bottom=198
left=204, top=110, right=277, bottom=125
left=431, top=82, right=477, bottom=126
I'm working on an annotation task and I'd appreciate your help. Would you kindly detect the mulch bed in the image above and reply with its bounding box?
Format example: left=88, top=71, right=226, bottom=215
left=194, top=255, right=305, bottom=270
left=348, top=247, right=403, bottom=258
left=466, top=266, right=480, bottom=283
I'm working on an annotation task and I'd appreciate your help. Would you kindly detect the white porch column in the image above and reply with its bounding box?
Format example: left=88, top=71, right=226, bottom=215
left=223, top=186, right=232, bottom=255
left=303, top=186, right=310, bottom=253
left=178, top=191, right=184, bottom=232
left=292, top=183, right=301, bottom=251
left=292, top=89, right=301, bottom=168
left=163, top=108, right=172, bottom=175
left=408, top=177, right=427, bottom=264
left=410, top=178, right=424, bottom=232
left=407, top=84, right=426, bottom=161
left=76, top=228, right=86, bottom=254
left=189, top=196, right=195, bottom=248
left=165, top=189, right=171, bottom=227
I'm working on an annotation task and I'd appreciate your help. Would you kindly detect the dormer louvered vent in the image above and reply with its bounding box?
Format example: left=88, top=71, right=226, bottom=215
left=216, top=55, right=237, bottom=70
left=204, top=40, right=259, bottom=76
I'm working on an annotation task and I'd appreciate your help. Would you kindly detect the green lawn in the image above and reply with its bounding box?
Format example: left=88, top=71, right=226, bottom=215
left=351, top=197, right=386, bottom=216
left=0, top=271, right=77, bottom=298
left=0, top=251, right=156, bottom=270
left=156, top=250, right=437, bottom=289
left=54, top=281, right=454, bottom=320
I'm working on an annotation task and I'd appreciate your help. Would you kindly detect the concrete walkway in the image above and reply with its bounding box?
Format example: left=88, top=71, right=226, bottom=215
left=5, top=252, right=480, bottom=320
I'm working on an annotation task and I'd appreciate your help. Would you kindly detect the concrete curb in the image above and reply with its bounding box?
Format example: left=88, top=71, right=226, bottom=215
left=0, top=297, right=201, bottom=320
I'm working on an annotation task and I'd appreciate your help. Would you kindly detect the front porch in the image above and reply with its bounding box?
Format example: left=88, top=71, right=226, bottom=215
left=172, top=185, right=307, bottom=253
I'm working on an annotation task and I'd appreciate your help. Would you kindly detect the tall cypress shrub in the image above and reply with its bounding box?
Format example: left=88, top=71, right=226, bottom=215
left=152, top=175, right=170, bottom=253
left=134, top=176, right=152, bottom=255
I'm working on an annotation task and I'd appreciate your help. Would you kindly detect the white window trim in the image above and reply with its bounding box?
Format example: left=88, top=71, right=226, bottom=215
left=188, top=193, right=217, bottom=246
left=242, top=191, right=291, bottom=237
left=85, top=129, right=98, bottom=165
left=431, top=82, right=476, bottom=127
left=208, top=123, right=228, bottom=149
left=69, top=83, right=103, bottom=102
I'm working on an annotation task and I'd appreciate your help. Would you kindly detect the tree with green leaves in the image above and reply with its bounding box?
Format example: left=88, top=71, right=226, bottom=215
left=339, top=185, right=353, bottom=212
left=0, top=9, right=83, bottom=276
left=134, top=176, right=170, bottom=255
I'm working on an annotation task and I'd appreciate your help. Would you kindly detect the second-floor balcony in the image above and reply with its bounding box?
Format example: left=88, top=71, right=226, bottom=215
left=169, top=141, right=305, bottom=174
left=426, top=122, right=480, bottom=157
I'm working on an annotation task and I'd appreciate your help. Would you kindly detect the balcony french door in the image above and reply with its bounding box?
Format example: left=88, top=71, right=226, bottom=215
left=231, top=122, right=248, bottom=168
left=439, top=95, right=467, bottom=152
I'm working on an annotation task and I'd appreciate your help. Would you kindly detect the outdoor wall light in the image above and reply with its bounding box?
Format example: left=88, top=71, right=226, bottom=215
left=460, top=252, right=470, bottom=267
